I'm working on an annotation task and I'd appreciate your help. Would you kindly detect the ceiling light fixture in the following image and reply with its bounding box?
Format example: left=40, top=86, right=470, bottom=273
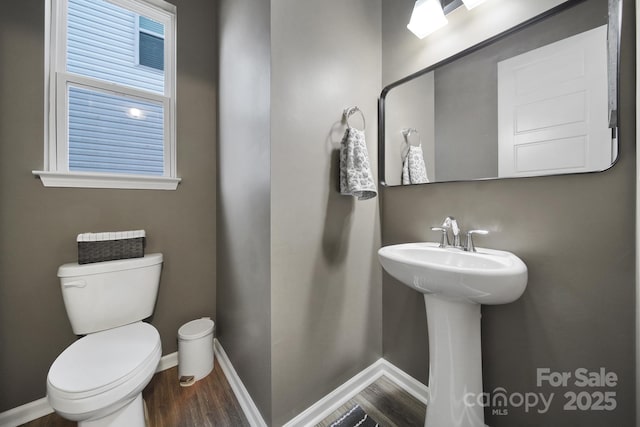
left=407, top=0, right=448, bottom=39
left=461, top=0, right=487, bottom=10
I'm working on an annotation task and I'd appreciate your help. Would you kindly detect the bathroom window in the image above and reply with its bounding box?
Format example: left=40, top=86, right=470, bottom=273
left=35, top=0, right=180, bottom=190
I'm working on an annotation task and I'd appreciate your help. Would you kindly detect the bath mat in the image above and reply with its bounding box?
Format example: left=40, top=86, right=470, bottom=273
left=329, top=404, right=380, bottom=427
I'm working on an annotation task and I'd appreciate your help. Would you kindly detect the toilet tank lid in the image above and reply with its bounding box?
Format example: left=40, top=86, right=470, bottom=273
left=58, top=253, right=163, bottom=278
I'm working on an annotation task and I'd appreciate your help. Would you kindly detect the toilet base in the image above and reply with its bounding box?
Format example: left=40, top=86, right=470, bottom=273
left=80, top=394, right=146, bottom=427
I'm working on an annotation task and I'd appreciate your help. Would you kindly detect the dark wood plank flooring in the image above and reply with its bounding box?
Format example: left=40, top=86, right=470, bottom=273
left=21, top=362, right=249, bottom=427
left=315, top=376, right=426, bottom=427
left=23, top=369, right=424, bottom=426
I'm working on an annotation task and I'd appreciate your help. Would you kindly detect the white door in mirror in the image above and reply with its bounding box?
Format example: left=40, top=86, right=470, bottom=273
left=498, top=25, right=610, bottom=177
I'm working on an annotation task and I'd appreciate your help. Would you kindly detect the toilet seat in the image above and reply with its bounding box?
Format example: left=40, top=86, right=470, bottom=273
left=47, top=322, right=161, bottom=419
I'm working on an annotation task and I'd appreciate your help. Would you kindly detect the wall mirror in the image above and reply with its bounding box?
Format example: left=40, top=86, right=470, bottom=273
left=379, top=0, right=621, bottom=186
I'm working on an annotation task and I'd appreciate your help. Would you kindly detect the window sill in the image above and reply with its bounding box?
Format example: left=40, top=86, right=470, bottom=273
left=32, top=170, right=181, bottom=190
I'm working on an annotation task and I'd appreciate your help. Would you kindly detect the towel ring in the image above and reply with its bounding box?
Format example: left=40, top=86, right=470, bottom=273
left=344, top=106, right=366, bottom=131
left=402, top=128, right=421, bottom=146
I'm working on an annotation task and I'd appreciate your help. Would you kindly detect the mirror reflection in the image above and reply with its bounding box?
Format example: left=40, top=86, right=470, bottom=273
left=381, top=0, right=619, bottom=186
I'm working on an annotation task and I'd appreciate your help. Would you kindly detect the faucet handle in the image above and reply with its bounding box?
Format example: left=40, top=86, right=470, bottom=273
left=431, top=227, right=450, bottom=248
left=465, top=229, right=488, bottom=252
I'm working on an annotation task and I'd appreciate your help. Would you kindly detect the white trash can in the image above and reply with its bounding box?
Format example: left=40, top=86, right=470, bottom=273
left=178, top=317, right=215, bottom=386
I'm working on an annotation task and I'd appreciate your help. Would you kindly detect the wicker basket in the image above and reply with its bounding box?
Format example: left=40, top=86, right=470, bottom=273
left=78, top=237, right=145, bottom=264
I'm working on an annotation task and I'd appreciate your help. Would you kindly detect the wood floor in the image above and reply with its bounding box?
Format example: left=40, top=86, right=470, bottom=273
left=315, top=376, right=426, bottom=427
left=21, top=362, right=249, bottom=427
left=22, top=369, right=425, bottom=426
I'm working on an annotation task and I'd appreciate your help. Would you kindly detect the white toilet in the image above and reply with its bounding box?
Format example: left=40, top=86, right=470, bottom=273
left=47, top=254, right=163, bottom=427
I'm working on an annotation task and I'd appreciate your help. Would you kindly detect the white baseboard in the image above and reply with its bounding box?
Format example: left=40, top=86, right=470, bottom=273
left=282, top=358, right=429, bottom=427
left=212, top=342, right=428, bottom=427
left=1, top=347, right=427, bottom=427
left=0, top=397, right=53, bottom=427
left=156, top=351, right=178, bottom=372
left=282, top=359, right=388, bottom=427
left=213, top=339, right=268, bottom=427
left=377, top=359, right=429, bottom=406
left=0, top=352, right=180, bottom=427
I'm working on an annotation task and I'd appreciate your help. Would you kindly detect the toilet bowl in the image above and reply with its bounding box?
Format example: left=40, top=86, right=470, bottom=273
left=47, top=322, right=161, bottom=426
left=47, top=254, right=163, bottom=426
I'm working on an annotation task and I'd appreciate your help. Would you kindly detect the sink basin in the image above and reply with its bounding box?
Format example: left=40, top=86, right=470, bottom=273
left=378, top=242, right=527, bottom=304
left=378, top=241, right=528, bottom=427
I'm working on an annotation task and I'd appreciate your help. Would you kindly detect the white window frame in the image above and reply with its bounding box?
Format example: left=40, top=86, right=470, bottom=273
left=34, top=0, right=180, bottom=190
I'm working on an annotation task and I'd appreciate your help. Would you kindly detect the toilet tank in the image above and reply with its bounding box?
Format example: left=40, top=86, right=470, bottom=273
left=57, top=254, right=163, bottom=335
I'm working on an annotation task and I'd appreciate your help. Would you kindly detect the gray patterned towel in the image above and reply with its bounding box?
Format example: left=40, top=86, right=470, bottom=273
left=340, top=127, right=377, bottom=200
left=402, top=144, right=429, bottom=185
left=329, top=404, right=380, bottom=427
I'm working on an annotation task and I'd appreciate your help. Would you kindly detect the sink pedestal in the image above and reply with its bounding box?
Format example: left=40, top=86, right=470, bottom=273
left=377, top=242, right=527, bottom=427
left=424, top=295, right=485, bottom=427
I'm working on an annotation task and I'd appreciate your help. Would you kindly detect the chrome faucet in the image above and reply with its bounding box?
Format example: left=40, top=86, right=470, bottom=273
left=442, top=216, right=461, bottom=247
left=431, top=216, right=488, bottom=252
left=465, top=229, right=488, bottom=252
left=430, top=216, right=460, bottom=248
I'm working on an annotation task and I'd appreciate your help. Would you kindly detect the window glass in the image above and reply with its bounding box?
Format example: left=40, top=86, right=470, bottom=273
left=67, top=0, right=165, bottom=94
left=139, top=32, right=164, bottom=71
left=139, top=15, right=164, bottom=35
left=68, top=85, right=165, bottom=175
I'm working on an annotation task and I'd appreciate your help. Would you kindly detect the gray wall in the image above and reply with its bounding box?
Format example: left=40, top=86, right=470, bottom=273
left=270, top=0, right=382, bottom=424
left=381, top=0, right=636, bottom=425
left=217, top=0, right=273, bottom=422
left=434, top=54, right=498, bottom=180
left=0, top=0, right=217, bottom=412
left=217, top=0, right=382, bottom=424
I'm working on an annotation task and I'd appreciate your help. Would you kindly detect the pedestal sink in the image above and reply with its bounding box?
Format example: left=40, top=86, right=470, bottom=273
left=378, top=242, right=528, bottom=427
